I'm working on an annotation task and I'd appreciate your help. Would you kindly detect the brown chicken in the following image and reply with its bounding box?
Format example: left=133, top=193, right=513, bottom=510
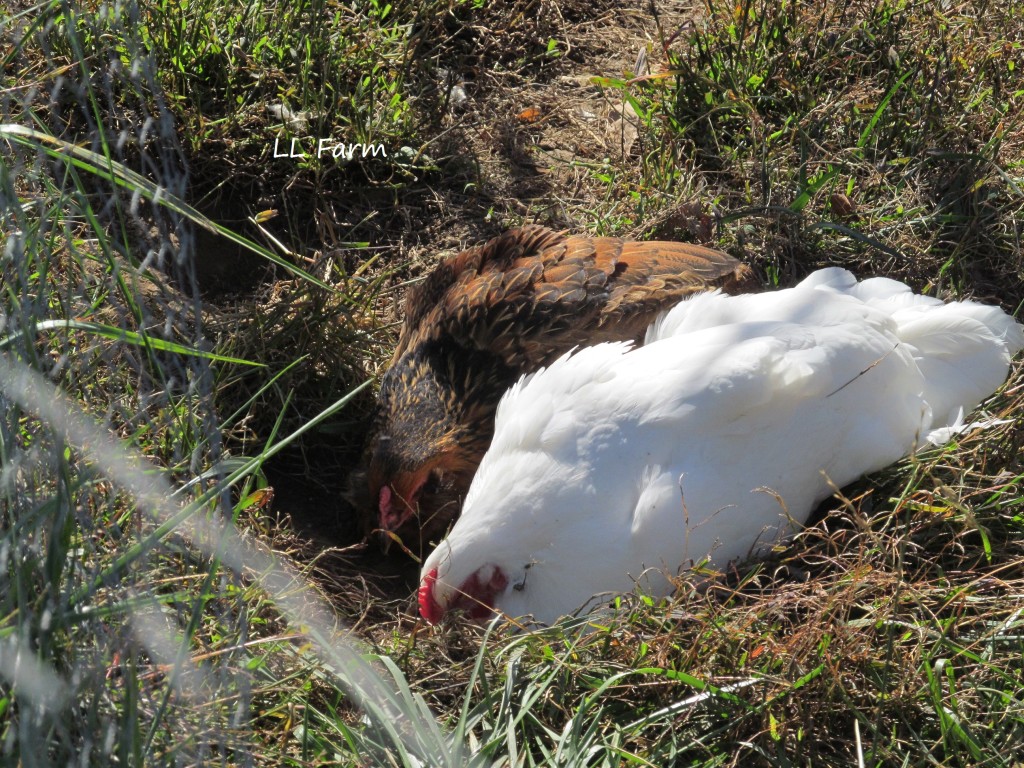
left=353, top=225, right=751, bottom=554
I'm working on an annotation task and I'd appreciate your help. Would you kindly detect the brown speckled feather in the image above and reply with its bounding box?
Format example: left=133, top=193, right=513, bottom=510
left=355, top=225, right=752, bottom=554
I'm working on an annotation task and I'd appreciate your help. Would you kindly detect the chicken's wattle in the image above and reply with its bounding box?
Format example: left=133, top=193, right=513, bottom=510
left=378, top=479, right=425, bottom=533
left=378, top=485, right=405, bottom=531
left=418, top=565, right=508, bottom=624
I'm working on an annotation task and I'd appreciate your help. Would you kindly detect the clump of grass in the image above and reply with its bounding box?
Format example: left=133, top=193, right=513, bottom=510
left=587, top=0, right=1024, bottom=297
left=4, top=0, right=1024, bottom=766
left=2, top=4, right=392, bottom=764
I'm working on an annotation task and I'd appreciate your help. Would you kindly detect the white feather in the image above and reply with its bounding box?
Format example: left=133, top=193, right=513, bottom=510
left=422, top=269, right=1023, bottom=626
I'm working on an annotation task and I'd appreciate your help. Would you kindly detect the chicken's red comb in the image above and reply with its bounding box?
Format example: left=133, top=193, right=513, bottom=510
left=418, top=567, right=443, bottom=624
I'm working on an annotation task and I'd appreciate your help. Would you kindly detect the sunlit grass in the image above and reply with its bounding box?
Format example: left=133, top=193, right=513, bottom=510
left=2, top=0, right=1023, bottom=766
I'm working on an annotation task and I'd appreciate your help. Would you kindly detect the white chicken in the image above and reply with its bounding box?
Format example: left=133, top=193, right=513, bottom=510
left=418, top=268, right=1023, bottom=627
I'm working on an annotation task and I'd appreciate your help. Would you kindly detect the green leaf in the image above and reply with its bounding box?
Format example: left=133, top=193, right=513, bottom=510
left=0, top=319, right=262, bottom=366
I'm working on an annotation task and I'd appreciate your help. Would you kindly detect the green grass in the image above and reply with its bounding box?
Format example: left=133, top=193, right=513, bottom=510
left=583, top=0, right=1024, bottom=293
left=2, top=0, right=1024, bottom=766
